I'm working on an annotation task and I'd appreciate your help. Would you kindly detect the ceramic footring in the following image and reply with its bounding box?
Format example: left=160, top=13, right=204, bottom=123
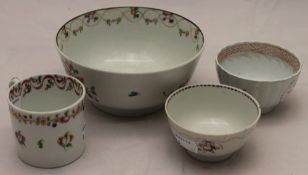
left=92, top=102, right=163, bottom=116
left=187, top=150, right=233, bottom=162
left=261, top=105, right=277, bottom=114
left=18, top=146, right=85, bottom=168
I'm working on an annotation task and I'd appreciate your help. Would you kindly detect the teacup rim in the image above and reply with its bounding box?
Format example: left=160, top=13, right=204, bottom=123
left=7, top=74, right=86, bottom=115
left=55, top=6, right=206, bottom=75
left=215, top=41, right=302, bottom=83
left=165, top=84, right=261, bottom=137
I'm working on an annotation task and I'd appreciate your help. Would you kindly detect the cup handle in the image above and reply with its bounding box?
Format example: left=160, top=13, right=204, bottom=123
left=9, top=77, right=20, bottom=88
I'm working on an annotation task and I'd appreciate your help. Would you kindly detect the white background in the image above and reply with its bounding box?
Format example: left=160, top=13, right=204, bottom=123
left=0, top=0, right=307, bottom=174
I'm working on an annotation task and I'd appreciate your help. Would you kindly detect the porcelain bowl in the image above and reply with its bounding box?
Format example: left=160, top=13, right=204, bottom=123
left=56, top=7, right=204, bottom=116
left=216, top=42, right=301, bottom=114
left=165, top=84, right=261, bottom=162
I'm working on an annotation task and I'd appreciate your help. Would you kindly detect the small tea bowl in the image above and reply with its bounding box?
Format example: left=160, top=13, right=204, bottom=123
left=165, top=84, right=261, bottom=162
left=7, top=74, right=86, bottom=168
left=56, top=7, right=205, bottom=116
left=216, top=42, right=302, bottom=114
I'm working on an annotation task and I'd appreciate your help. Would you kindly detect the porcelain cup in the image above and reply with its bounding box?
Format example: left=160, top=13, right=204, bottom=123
left=7, top=74, right=86, bottom=168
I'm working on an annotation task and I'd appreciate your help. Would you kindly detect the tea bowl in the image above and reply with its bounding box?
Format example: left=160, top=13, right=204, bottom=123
left=165, top=84, right=261, bottom=162
left=56, top=7, right=205, bottom=116
left=216, top=42, right=301, bottom=114
left=8, top=74, right=86, bottom=168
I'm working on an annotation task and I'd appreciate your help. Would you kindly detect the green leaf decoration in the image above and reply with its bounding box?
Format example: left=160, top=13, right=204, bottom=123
left=128, top=91, right=140, bottom=97
left=48, top=79, right=53, bottom=85
left=38, top=139, right=44, bottom=149
left=64, top=131, right=69, bottom=138
left=36, top=117, right=40, bottom=125
left=66, top=82, right=73, bottom=91
left=196, top=45, right=199, bottom=51
left=117, top=18, right=122, bottom=24
left=145, top=19, right=149, bottom=25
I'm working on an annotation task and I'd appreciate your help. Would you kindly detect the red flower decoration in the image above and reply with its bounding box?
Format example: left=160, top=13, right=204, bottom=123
left=15, top=130, right=26, bottom=146
left=57, top=131, right=74, bottom=150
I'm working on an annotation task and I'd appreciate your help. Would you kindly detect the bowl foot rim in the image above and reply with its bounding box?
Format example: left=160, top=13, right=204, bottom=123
left=91, top=102, right=163, bottom=117
left=186, top=150, right=233, bottom=162
left=261, top=105, right=277, bottom=114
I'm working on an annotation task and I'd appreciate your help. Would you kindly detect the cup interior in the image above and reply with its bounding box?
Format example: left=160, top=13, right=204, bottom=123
left=166, top=85, right=260, bottom=135
left=56, top=7, right=204, bottom=73
left=9, top=75, right=84, bottom=112
left=217, top=42, right=301, bottom=81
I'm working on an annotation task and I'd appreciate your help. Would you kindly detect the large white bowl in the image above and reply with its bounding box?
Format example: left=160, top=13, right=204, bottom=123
left=56, top=7, right=205, bottom=116
left=165, top=84, right=261, bottom=162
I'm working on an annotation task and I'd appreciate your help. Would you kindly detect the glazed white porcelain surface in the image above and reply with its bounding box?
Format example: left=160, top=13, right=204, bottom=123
left=165, top=84, right=261, bottom=162
left=56, top=7, right=205, bottom=116
left=216, top=42, right=301, bottom=114
left=221, top=52, right=294, bottom=81
left=8, top=74, right=86, bottom=168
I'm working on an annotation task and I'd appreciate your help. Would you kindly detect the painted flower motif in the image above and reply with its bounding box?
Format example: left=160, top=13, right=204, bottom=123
left=73, top=26, right=83, bottom=36
left=45, top=79, right=54, bottom=90
left=84, top=11, right=99, bottom=24
left=9, top=83, right=22, bottom=103
left=22, top=82, right=31, bottom=97
left=18, top=75, right=82, bottom=98
left=144, top=18, right=158, bottom=25
left=10, top=101, right=84, bottom=128
left=179, top=28, right=189, bottom=37
left=57, top=131, right=74, bottom=150
left=59, top=112, right=70, bottom=123
left=63, top=60, right=79, bottom=76
left=66, top=81, right=73, bottom=91
left=15, top=130, right=26, bottom=146
left=194, top=29, right=199, bottom=40
left=197, top=140, right=223, bottom=153
left=161, top=11, right=175, bottom=24
left=130, top=7, right=141, bottom=18
left=57, top=7, right=202, bottom=52
left=62, top=26, right=69, bottom=38
left=62, top=60, right=99, bottom=102
left=86, top=86, right=99, bottom=102
left=106, top=18, right=122, bottom=26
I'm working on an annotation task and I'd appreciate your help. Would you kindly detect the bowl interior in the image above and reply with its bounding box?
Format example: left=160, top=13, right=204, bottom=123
left=9, top=75, right=84, bottom=112
left=166, top=85, right=259, bottom=135
left=217, top=42, right=301, bottom=81
left=57, top=7, right=204, bottom=73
